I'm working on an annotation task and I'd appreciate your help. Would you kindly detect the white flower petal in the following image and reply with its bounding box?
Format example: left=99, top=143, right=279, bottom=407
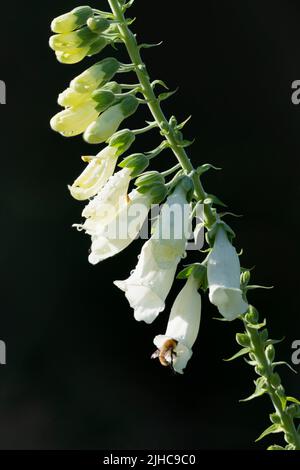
left=207, top=227, right=248, bottom=320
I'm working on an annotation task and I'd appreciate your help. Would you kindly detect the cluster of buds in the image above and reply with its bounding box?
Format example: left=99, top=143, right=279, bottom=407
left=49, top=4, right=249, bottom=375
left=50, top=6, right=118, bottom=64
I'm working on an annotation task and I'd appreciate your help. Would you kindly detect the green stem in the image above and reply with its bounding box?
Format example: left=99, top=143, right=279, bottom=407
left=107, top=0, right=215, bottom=226
left=243, top=319, right=300, bottom=449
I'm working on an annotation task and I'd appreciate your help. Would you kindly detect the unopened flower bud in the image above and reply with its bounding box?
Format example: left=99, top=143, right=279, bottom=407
left=87, top=16, right=110, bottom=33
left=51, top=6, right=94, bottom=34
left=83, top=95, right=138, bottom=144
left=236, top=333, right=250, bottom=347
left=119, top=153, right=149, bottom=178
left=108, top=129, right=136, bottom=157
left=91, top=89, right=116, bottom=112
left=265, top=344, right=275, bottom=363
left=49, top=27, right=97, bottom=52
left=71, top=58, right=120, bottom=93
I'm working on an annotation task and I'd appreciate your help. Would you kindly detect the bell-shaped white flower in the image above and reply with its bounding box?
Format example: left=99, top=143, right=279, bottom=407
left=152, top=275, right=201, bottom=374
left=114, top=185, right=191, bottom=324
left=75, top=168, right=131, bottom=235
left=207, top=226, right=248, bottom=320
left=88, top=189, right=152, bottom=265
left=68, top=145, right=118, bottom=201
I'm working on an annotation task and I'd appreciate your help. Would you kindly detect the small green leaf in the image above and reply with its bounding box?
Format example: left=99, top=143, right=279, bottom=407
left=138, top=41, right=163, bottom=50
left=272, top=361, right=298, bottom=374
left=177, top=139, right=195, bottom=148
left=204, top=194, right=227, bottom=207
left=286, top=396, right=300, bottom=405
left=255, top=424, right=282, bottom=442
left=246, top=285, right=274, bottom=291
left=240, top=377, right=267, bottom=402
left=247, top=319, right=267, bottom=330
left=158, top=88, right=178, bottom=102
left=151, top=80, right=169, bottom=91
left=176, top=115, right=192, bottom=130
left=224, top=347, right=251, bottom=362
left=196, top=163, right=221, bottom=175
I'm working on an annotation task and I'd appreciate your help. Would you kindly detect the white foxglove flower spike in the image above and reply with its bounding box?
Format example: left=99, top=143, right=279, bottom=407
left=114, top=182, right=192, bottom=324
left=152, top=275, right=201, bottom=374
left=207, top=226, right=248, bottom=320
left=68, top=145, right=118, bottom=201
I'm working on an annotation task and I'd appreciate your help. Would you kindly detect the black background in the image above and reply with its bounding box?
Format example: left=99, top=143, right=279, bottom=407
left=0, top=0, right=299, bottom=450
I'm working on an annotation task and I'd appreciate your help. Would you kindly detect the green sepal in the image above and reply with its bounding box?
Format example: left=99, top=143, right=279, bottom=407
left=107, top=129, right=136, bottom=157
left=267, top=445, right=285, bottom=450
left=255, top=424, right=283, bottom=442
left=120, top=95, right=139, bottom=117
left=87, top=37, right=108, bottom=56
left=135, top=171, right=164, bottom=188
left=119, top=153, right=149, bottom=178
left=92, top=89, right=116, bottom=112
left=177, top=263, right=207, bottom=288
left=205, top=220, right=235, bottom=246
left=137, top=184, right=168, bottom=204
left=223, top=347, right=251, bottom=362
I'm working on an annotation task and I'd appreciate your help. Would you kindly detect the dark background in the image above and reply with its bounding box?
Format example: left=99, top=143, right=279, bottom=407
left=0, top=0, right=299, bottom=450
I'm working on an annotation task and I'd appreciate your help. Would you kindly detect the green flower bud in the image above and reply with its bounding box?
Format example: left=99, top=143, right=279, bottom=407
left=71, top=58, right=120, bottom=94
left=174, top=175, right=194, bottom=201
left=101, top=81, right=122, bottom=94
left=260, top=328, right=268, bottom=342
left=287, top=404, right=300, bottom=419
left=55, top=47, right=89, bottom=65
left=138, top=183, right=168, bottom=204
left=91, top=89, right=116, bottom=112
left=83, top=96, right=138, bottom=144
left=265, top=344, right=275, bottom=363
left=245, top=305, right=259, bottom=323
left=236, top=333, right=250, bottom=347
left=255, top=364, right=265, bottom=376
left=119, top=153, right=149, bottom=178
left=135, top=171, right=165, bottom=188
left=51, top=6, right=94, bottom=34
left=241, top=270, right=251, bottom=287
left=87, top=17, right=110, bottom=33
left=87, top=36, right=109, bottom=57
left=107, top=129, right=136, bottom=157
left=49, top=27, right=98, bottom=52
left=270, top=372, right=281, bottom=387
left=270, top=412, right=281, bottom=424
